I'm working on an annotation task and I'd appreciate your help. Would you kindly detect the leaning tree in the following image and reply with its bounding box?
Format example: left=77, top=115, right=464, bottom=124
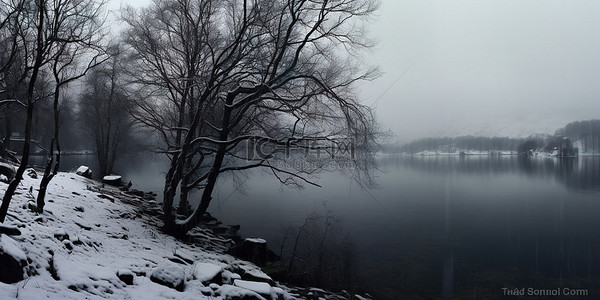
left=124, top=0, right=380, bottom=235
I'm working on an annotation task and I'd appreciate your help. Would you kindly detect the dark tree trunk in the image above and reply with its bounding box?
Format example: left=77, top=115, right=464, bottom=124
left=0, top=0, right=45, bottom=223
left=0, top=104, right=33, bottom=222
left=162, top=92, right=235, bottom=236
left=36, top=82, right=61, bottom=212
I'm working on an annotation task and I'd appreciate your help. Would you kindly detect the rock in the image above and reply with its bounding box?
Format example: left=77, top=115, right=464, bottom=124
left=102, top=175, right=122, bottom=186
left=143, top=192, right=156, bottom=200
left=240, top=268, right=273, bottom=285
left=117, top=269, right=134, bottom=285
left=233, top=279, right=273, bottom=298
left=119, top=181, right=132, bottom=191
left=0, top=234, right=28, bottom=283
left=221, top=270, right=241, bottom=284
left=26, top=168, right=37, bottom=179
left=74, top=221, right=92, bottom=231
left=54, top=229, right=69, bottom=242
left=217, top=284, right=265, bottom=300
left=168, top=257, right=189, bottom=265
left=150, top=262, right=185, bottom=291
left=228, top=238, right=268, bottom=266
left=63, top=240, right=73, bottom=250
left=0, top=163, right=16, bottom=182
left=127, top=189, right=145, bottom=197
left=173, top=249, right=195, bottom=264
left=0, top=225, right=21, bottom=236
left=97, top=194, right=114, bottom=202
left=193, top=262, right=223, bottom=285
left=27, top=202, right=38, bottom=212
left=75, top=166, right=92, bottom=179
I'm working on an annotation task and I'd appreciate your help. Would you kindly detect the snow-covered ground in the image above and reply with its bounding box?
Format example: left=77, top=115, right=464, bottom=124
left=0, top=169, right=361, bottom=300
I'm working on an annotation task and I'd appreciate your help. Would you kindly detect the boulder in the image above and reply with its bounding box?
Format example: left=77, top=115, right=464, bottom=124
left=228, top=238, right=268, bottom=266
left=233, top=279, right=273, bottom=298
left=117, top=269, right=134, bottom=285
left=102, top=175, right=122, bottom=186
left=240, top=268, right=273, bottom=285
left=53, top=229, right=70, bottom=242
left=26, top=168, right=38, bottom=179
left=0, top=234, right=28, bottom=283
left=193, top=262, right=223, bottom=285
left=0, top=163, right=16, bottom=182
left=150, top=262, right=185, bottom=291
left=75, top=166, right=92, bottom=179
left=216, top=284, right=265, bottom=300
left=0, top=225, right=21, bottom=236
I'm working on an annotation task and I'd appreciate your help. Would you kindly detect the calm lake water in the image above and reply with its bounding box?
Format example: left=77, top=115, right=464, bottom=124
left=31, top=154, right=600, bottom=299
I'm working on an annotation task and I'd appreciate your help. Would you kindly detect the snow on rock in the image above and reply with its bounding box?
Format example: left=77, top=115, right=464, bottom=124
left=53, top=229, right=70, bottom=241
left=0, top=162, right=16, bottom=181
left=150, top=262, right=186, bottom=291
left=0, top=224, right=21, bottom=236
left=229, top=238, right=270, bottom=266
left=74, top=166, right=92, bottom=178
left=217, top=284, right=266, bottom=300
left=245, top=238, right=266, bottom=244
left=239, top=265, right=273, bottom=284
left=0, top=234, right=27, bottom=263
left=234, top=279, right=273, bottom=296
left=0, top=234, right=28, bottom=283
left=172, top=248, right=195, bottom=264
left=102, top=175, right=123, bottom=186
left=221, top=270, right=241, bottom=284
left=193, top=262, right=223, bottom=284
left=26, top=168, right=38, bottom=179
left=116, top=269, right=134, bottom=285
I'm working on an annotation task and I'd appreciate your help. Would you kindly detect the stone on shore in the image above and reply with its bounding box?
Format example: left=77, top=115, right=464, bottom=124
left=102, top=175, right=122, bottom=186
left=150, top=262, right=185, bottom=291
left=0, top=162, right=16, bottom=182
left=117, top=269, right=134, bottom=285
left=75, top=166, right=92, bottom=178
left=193, top=262, right=223, bottom=285
left=0, top=234, right=28, bottom=283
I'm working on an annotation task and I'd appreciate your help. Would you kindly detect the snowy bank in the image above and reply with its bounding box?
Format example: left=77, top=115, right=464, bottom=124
left=0, top=168, right=372, bottom=300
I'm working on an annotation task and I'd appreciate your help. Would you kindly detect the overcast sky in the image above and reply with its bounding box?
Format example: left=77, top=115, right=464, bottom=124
left=108, top=0, right=600, bottom=143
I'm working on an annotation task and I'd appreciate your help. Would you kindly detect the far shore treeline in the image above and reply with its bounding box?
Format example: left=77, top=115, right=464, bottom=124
left=383, top=119, right=600, bottom=155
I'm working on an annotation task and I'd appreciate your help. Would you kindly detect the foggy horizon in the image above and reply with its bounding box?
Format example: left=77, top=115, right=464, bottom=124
left=360, top=1, right=600, bottom=142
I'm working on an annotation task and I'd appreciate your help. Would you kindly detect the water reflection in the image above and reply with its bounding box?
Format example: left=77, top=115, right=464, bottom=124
left=381, top=155, right=600, bottom=192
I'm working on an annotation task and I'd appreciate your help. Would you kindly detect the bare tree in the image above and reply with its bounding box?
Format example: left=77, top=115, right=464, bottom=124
left=79, top=44, right=132, bottom=178
left=124, top=0, right=380, bottom=236
left=0, top=0, right=107, bottom=221
left=36, top=0, right=107, bottom=212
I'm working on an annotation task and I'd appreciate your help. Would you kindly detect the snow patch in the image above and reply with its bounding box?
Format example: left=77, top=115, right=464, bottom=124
left=0, top=234, right=27, bottom=262
left=234, top=279, right=272, bottom=295
left=244, top=238, right=266, bottom=244
left=150, top=262, right=185, bottom=291
left=193, top=262, right=222, bottom=283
